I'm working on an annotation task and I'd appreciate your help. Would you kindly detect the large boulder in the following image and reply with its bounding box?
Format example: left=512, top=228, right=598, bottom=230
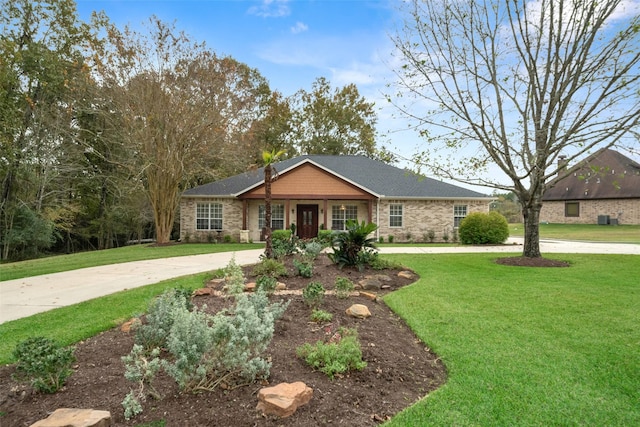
left=346, top=304, right=371, bottom=319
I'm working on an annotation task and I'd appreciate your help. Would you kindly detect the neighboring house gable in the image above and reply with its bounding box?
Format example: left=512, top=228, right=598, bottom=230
left=180, top=155, right=492, bottom=242
left=541, top=148, right=640, bottom=225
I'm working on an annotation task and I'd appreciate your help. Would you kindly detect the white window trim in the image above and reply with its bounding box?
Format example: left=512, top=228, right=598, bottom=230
left=196, top=202, right=223, bottom=231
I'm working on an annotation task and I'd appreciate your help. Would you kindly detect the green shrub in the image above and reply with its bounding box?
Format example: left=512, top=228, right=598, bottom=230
left=302, top=240, right=324, bottom=260
left=426, top=230, right=436, bottom=242
left=121, top=345, right=162, bottom=420
left=12, top=337, right=75, bottom=393
left=310, top=309, right=333, bottom=323
left=387, top=235, right=394, bottom=243
left=335, top=277, right=355, bottom=299
left=296, top=328, right=367, bottom=379
left=317, top=229, right=334, bottom=246
left=223, top=255, right=245, bottom=295
left=162, top=290, right=289, bottom=393
left=272, top=230, right=297, bottom=258
left=251, top=258, right=287, bottom=278
left=293, top=259, right=314, bottom=278
left=303, top=282, right=325, bottom=308
left=329, top=220, right=378, bottom=270
left=256, top=275, right=277, bottom=295
left=378, top=236, right=384, bottom=243
left=459, top=211, right=509, bottom=245
left=135, top=289, right=190, bottom=350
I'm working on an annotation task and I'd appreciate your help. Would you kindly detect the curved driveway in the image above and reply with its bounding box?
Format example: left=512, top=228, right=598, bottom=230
left=1, top=238, right=638, bottom=324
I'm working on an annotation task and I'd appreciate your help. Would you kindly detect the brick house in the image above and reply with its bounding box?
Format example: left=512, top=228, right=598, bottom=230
left=180, top=155, right=492, bottom=242
left=541, top=148, right=640, bottom=225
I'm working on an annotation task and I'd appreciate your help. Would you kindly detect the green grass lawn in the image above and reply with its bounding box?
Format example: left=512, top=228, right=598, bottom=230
left=0, top=243, right=262, bottom=281
left=383, top=253, right=640, bottom=426
left=509, top=223, right=640, bottom=243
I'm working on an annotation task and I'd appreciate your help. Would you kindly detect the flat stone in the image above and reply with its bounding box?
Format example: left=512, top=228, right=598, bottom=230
left=359, top=277, right=382, bottom=290
left=275, top=282, right=287, bottom=290
left=30, top=408, right=111, bottom=427
left=120, top=318, right=139, bottom=333
left=256, top=381, right=313, bottom=418
left=193, top=287, right=214, bottom=296
left=398, top=270, right=416, bottom=280
left=244, top=282, right=256, bottom=292
left=359, top=291, right=378, bottom=301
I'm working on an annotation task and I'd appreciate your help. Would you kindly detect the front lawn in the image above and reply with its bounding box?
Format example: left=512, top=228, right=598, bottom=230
left=384, top=253, right=640, bottom=426
left=508, top=223, right=640, bottom=243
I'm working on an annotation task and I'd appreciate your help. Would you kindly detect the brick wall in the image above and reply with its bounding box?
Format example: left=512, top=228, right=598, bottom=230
left=540, top=199, right=640, bottom=225
left=180, top=198, right=243, bottom=242
left=375, top=199, right=490, bottom=242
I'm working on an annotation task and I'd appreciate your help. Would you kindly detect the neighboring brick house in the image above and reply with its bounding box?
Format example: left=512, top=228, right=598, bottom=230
left=180, top=155, right=492, bottom=243
left=541, top=148, right=640, bottom=225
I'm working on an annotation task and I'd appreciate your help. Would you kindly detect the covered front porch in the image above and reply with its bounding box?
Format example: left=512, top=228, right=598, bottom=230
left=239, top=197, right=376, bottom=241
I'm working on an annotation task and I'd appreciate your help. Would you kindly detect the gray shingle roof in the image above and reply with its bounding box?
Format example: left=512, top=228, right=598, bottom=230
left=182, top=155, right=490, bottom=199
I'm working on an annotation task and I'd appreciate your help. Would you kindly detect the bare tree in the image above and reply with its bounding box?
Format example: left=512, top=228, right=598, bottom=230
left=391, top=0, right=640, bottom=257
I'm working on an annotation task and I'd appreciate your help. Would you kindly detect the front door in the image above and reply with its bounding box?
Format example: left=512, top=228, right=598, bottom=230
left=297, top=205, right=318, bottom=239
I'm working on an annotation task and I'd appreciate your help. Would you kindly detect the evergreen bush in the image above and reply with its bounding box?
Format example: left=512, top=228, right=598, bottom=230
left=303, top=282, right=325, bottom=308
left=459, top=211, right=509, bottom=244
left=12, top=337, right=75, bottom=393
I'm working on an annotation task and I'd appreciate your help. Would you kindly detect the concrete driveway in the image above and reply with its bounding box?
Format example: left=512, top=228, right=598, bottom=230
left=1, top=239, right=638, bottom=324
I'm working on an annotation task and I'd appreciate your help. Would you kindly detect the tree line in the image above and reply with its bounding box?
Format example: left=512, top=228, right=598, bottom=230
left=0, top=0, right=388, bottom=261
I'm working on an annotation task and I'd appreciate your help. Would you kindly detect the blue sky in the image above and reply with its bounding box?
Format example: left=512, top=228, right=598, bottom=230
left=75, top=0, right=416, bottom=157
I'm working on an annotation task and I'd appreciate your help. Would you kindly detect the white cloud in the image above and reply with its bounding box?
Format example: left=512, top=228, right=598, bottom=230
left=291, top=21, right=308, bottom=34
left=247, top=0, right=291, bottom=18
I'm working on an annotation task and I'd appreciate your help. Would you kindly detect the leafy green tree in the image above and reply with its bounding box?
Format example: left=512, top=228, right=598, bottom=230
left=292, top=77, right=380, bottom=158
left=391, top=0, right=640, bottom=258
left=0, top=0, right=106, bottom=260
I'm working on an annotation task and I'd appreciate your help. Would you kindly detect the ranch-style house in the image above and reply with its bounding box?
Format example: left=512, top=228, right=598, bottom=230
left=180, top=155, right=493, bottom=243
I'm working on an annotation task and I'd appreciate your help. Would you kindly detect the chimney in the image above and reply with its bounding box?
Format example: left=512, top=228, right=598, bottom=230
left=557, top=155, right=568, bottom=175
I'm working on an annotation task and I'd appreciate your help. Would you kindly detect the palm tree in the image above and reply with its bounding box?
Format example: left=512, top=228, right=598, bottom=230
left=262, top=149, right=286, bottom=258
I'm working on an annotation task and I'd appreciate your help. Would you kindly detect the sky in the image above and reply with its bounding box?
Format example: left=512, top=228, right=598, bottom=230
left=75, top=0, right=419, bottom=163
left=74, top=0, right=640, bottom=193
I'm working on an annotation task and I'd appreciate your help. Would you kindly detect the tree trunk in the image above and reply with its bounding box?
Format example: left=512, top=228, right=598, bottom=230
left=521, top=201, right=542, bottom=258
left=264, top=165, right=273, bottom=259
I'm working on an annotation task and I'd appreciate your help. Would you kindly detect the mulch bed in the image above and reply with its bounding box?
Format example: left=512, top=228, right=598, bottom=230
left=0, top=253, right=447, bottom=426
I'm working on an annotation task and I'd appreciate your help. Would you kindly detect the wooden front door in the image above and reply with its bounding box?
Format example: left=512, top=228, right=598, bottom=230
left=297, top=205, right=318, bottom=239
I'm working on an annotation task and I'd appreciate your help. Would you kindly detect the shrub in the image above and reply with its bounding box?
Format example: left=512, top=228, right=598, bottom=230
left=272, top=229, right=297, bottom=258
left=12, top=337, right=75, bottom=393
left=251, top=258, right=287, bottom=278
left=388, top=235, right=394, bottom=243
left=256, top=275, right=277, bottom=295
left=162, top=290, right=289, bottom=393
left=135, top=289, right=190, bottom=350
left=329, top=220, right=378, bottom=269
left=459, top=211, right=509, bottom=245
left=301, top=240, right=324, bottom=260
left=426, top=230, right=436, bottom=243
left=303, top=281, right=325, bottom=308
left=121, top=345, right=162, bottom=420
left=317, top=229, right=334, bottom=246
left=378, top=236, right=384, bottom=243
left=310, top=309, right=333, bottom=323
left=223, top=255, right=245, bottom=295
left=296, top=328, right=367, bottom=379
left=334, top=277, right=354, bottom=299
left=293, top=258, right=313, bottom=278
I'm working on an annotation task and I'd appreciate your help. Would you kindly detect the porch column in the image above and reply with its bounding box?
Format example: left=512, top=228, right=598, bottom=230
left=285, top=199, right=291, bottom=228
left=323, top=199, right=328, bottom=229
left=242, top=199, right=248, bottom=229
left=368, top=199, right=374, bottom=223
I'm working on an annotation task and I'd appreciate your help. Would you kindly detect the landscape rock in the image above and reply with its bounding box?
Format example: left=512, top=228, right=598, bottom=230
left=359, top=291, right=378, bottom=301
left=120, top=318, right=139, bottom=333
left=346, top=304, right=371, bottom=319
left=206, top=278, right=225, bottom=288
left=371, top=274, right=392, bottom=282
left=358, top=277, right=382, bottom=290
left=244, top=282, right=256, bottom=292
left=30, top=408, right=111, bottom=427
left=256, top=381, right=313, bottom=418
left=193, top=288, right=214, bottom=296
left=275, top=282, right=287, bottom=290
left=398, top=270, right=416, bottom=280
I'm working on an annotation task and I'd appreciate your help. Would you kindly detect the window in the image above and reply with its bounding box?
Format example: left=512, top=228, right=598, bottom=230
left=258, top=204, right=285, bottom=230
left=565, top=202, right=580, bottom=217
left=331, top=205, right=357, bottom=230
left=453, top=205, right=467, bottom=228
left=389, top=204, right=403, bottom=227
left=196, top=203, right=222, bottom=230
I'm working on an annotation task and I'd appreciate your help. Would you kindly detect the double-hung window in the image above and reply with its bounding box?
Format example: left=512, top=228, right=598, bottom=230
left=453, top=205, right=467, bottom=228
left=196, top=203, right=223, bottom=230
left=331, top=205, right=357, bottom=231
left=258, top=204, right=285, bottom=230
left=389, top=204, right=403, bottom=227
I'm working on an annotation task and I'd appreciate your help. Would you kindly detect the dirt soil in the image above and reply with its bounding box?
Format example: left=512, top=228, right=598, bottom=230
left=0, top=253, right=448, bottom=427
